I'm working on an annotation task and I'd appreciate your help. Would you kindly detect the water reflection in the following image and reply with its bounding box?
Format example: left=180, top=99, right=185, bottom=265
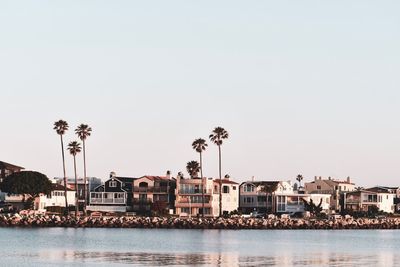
left=30, top=250, right=399, bottom=266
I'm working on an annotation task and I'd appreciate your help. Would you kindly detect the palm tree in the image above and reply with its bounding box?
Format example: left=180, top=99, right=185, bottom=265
left=75, top=124, right=92, bottom=215
left=53, top=120, right=69, bottom=214
left=192, top=138, right=208, bottom=217
left=296, top=174, right=304, bottom=188
left=262, top=182, right=279, bottom=214
left=186, top=160, right=200, bottom=178
left=209, top=127, right=229, bottom=217
left=67, top=141, right=82, bottom=219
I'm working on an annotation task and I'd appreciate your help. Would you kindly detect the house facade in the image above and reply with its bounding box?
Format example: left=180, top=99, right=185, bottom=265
left=0, top=161, right=24, bottom=183
left=239, top=180, right=331, bottom=214
left=305, top=176, right=355, bottom=211
left=132, top=175, right=176, bottom=214
left=87, top=172, right=136, bottom=213
left=213, top=178, right=239, bottom=215
left=175, top=176, right=239, bottom=217
left=344, top=187, right=395, bottom=213
left=35, top=184, right=76, bottom=212
left=55, top=176, right=102, bottom=206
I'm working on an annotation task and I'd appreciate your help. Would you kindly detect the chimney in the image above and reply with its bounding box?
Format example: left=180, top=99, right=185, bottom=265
left=110, top=171, right=116, bottom=179
left=319, top=176, right=322, bottom=180
left=252, top=176, right=255, bottom=182
left=166, top=170, right=171, bottom=179
left=224, top=174, right=230, bottom=180
left=347, top=176, right=350, bottom=183
left=328, top=177, right=331, bottom=180
left=314, top=176, right=317, bottom=181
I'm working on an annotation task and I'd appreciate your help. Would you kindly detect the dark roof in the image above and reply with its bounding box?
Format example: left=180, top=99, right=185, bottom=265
left=240, top=181, right=280, bottom=187
left=0, top=161, right=24, bottom=170
left=116, top=177, right=137, bottom=183
left=366, top=187, right=392, bottom=194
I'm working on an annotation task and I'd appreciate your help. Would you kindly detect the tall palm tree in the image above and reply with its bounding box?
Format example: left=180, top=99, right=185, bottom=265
left=53, top=120, right=69, bottom=214
left=262, top=182, right=279, bottom=214
left=192, top=138, right=208, bottom=217
left=296, top=174, right=304, bottom=188
left=209, top=127, right=229, bottom=217
left=67, top=141, right=82, bottom=219
left=75, top=124, right=92, bottom=215
left=186, top=160, right=200, bottom=178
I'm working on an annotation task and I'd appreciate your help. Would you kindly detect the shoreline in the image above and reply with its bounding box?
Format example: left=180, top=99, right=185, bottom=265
left=1, top=214, right=400, bottom=230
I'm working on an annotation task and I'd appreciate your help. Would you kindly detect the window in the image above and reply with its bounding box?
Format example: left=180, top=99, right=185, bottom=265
left=244, top=184, right=254, bottom=192
left=223, top=186, right=229, bottom=194
left=317, top=186, right=321, bottom=190
left=109, top=180, right=117, bottom=188
left=232, top=186, right=237, bottom=190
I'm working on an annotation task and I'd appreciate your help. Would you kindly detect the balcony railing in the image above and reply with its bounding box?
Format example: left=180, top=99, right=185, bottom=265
left=178, top=189, right=213, bottom=194
left=133, top=186, right=169, bottom=193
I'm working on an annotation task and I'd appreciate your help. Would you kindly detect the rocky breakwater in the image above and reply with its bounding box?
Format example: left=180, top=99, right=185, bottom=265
left=1, top=214, right=400, bottom=229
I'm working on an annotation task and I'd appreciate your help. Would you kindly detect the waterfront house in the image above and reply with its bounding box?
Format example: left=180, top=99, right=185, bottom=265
left=344, top=187, right=395, bottom=213
left=213, top=177, right=239, bottom=215
left=87, top=172, right=136, bottom=213
left=175, top=176, right=214, bottom=217
left=132, top=174, right=176, bottom=215
left=305, top=176, right=355, bottom=212
left=55, top=177, right=102, bottom=207
left=239, top=180, right=330, bottom=214
left=34, top=184, right=76, bottom=212
left=0, top=161, right=24, bottom=183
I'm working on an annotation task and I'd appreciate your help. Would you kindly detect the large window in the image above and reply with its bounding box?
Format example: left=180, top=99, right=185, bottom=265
left=244, top=184, right=254, bottom=192
left=109, top=180, right=117, bottom=188
left=223, top=186, right=229, bottom=194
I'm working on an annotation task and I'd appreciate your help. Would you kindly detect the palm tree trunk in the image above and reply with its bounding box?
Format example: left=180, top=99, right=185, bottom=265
left=73, top=155, right=78, bottom=219
left=82, top=140, right=87, bottom=216
left=200, top=152, right=204, bottom=218
left=218, top=145, right=222, bottom=217
left=60, top=135, right=68, bottom=215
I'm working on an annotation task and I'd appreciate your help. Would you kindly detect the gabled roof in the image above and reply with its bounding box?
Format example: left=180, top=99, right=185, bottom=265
left=0, top=161, right=24, bottom=170
left=115, top=177, right=137, bottom=183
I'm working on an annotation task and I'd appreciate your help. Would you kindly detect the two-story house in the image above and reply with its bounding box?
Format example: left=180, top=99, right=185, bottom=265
left=132, top=174, right=176, bottom=215
left=87, top=172, right=136, bottom=213
left=240, top=180, right=330, bottom=214
left=175, top=176, right=239, bottom=217
left=305, top=176, right=355, bottom=212
left=345, top=187, right=395, bottom=213
left=34, top=183, right=76, bottom=212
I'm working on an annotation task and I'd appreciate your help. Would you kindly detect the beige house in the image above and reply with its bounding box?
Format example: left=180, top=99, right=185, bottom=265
left=305, top=176, right=355, bottom=211
left=132, top=175, right=176, bottom=214
left=175, top=176, right=239, bottom=217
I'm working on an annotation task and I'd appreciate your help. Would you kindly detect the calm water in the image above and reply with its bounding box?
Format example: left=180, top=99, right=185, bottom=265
left=1, top=228, right=399, bottom=266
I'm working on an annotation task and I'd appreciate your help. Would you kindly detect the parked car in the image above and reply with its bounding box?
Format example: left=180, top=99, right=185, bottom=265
left=0, top=203, right=13, bottom=213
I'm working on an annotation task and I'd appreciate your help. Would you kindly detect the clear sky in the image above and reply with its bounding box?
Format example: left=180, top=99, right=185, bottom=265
left=1, top=1, right=399, bottom=187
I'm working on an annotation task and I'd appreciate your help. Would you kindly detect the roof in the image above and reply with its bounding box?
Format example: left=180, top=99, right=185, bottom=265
left=52, top=184, right=74, bottom=191
left=366, top=187, right=393, bottom=194
left=0, top=161, right=24, bottom=170
left=115, top=177, right=137, bottom=183
left=240, top=181, right=280, bottom=187
left=214, top=179, right=239, bottom=185
left=139, top=175, right=175, bottom=181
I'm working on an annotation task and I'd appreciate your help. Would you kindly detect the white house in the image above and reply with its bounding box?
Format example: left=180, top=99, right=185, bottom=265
left=35, top=184, right=76, bottom=212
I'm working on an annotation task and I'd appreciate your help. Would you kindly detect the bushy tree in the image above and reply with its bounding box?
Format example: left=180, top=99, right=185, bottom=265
left=0, top=171, right=52, bottom=208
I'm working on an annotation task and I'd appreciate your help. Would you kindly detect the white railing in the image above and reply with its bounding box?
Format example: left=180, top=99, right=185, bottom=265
left=90, top=192, right=126, bottom=205
left=86, top=205, right=127, bottom=212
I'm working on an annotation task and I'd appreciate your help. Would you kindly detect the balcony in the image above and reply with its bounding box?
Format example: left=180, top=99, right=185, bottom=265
left=90, top=192, right=126, bottom=205
left=178, top=189, right=213, bottom=195
left=133, top=187, right=169, bottom=193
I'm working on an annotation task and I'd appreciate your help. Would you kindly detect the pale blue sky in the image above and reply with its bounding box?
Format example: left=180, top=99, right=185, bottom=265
left=1, top=1, right=399, bottom=187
